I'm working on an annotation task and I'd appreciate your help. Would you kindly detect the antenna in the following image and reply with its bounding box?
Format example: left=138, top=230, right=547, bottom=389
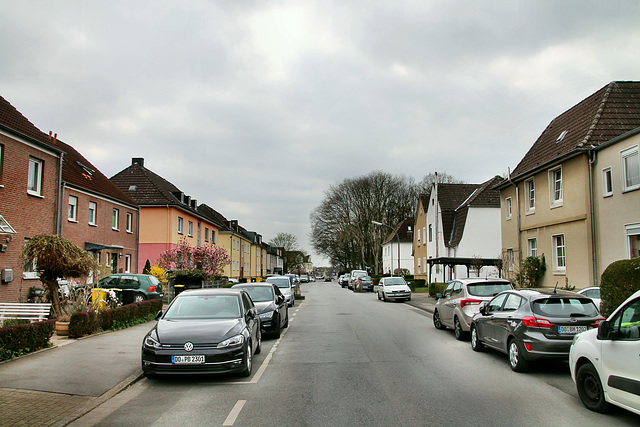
left=553, top=281, right=558, bottom=293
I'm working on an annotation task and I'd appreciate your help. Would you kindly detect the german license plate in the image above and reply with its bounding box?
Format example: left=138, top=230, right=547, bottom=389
left=558, top=326, right=587, bottom=334
left=172, top=355, right=205, bottom=364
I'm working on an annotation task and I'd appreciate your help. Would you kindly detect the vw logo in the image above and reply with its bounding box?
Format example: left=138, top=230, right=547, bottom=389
left=570, top=319, right=578, bottom=323
left=184, top=342, right=194, bottom=352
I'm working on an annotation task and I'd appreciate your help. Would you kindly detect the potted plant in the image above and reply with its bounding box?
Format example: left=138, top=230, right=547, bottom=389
left=55, top=314, right=71, bottom=336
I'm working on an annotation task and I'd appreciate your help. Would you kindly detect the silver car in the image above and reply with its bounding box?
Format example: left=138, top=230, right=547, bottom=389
left=377, top=277, right=412, bottom=302
left=433, top=278, right=513, bottom=341
left=265, top=276, right=295, bottom=307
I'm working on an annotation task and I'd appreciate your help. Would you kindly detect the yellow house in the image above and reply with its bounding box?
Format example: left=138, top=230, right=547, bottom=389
left=497, top=81, right=640, bottom=288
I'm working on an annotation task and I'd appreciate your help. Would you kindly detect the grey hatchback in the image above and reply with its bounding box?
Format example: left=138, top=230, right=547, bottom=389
left=470, top=289, right=604, bottom=372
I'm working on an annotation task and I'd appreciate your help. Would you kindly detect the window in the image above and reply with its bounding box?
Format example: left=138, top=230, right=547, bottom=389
left=423, top=257, right=426, bottom=274
left=417, top=258, right=421, bottom=273
left=626, top=223, right=640, bottom=259
left=506, top=248, right=514, bottom=271
left=27, top=157, right=43, bottom=196
left=112, top=208, right=119, bottom=230
left=68, top=195, right=78, bottom=221
left=211, top=230, right=216, bottom=244
left=188, top=221, right=193, bottom=237
left=417, top=228, right=421, bottom=245
left=126, top=212, right=133, bottom=233
left=601, top=167, right=613, bottom=197
left=621, top=145, right=640, bottom=192
left=553, top=234, right=566, bottom=272
left=23, top=238, right=38, bottom=279
left=549, top=167, right=563, bottom=206
left=428, top=224, right=433, bottom=242
left=505, top=197, right=512, bottom=219
left=205, top=227, right=209, bottom=242
left=527, top=238, right=538, bottom=257
left=609, top=298, right=640, bottom=340
left=525, top=178, right=535, bottom=213
left=125, top=254, right=131, bottom=273
left=177, top=217, right=184, bottom=234
left=89, top=202, right=97, bottom=225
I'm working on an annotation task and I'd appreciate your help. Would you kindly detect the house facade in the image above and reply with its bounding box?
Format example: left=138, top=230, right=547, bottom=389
left=413, top=193, right=430, bottom=281
left=497, top=81, right=640, bottom=288
left=381, top=218, right=415, bottom=275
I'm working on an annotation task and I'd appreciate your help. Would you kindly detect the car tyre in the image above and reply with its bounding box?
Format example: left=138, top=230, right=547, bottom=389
left=255, top=330, right=262, bottom=355
left=576, top=363, right=611, bottom=413
left=433, top=309, right=446, bottom=330
left=382, top=293, right=387, bottom=302
left=470, top=325, right=484, bottom=352
left=273, top=315, right=281, bottom=338
left=508, top=338, right=528, bottom=372
left=134, top=293, right=146, bottom=303
left=454, top=316, right=468, bottom=341
left=240, top=341, right=253, bottom=377
left=377, top=292, right=381, bottom=300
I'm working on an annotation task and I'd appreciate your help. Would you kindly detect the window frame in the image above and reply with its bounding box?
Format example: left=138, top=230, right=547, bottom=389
left=625, top=223, right=640, bottom=260
left=188, top=221, right=193, bottom=237
left=525, top=178, right=535, bottom=213
left=27, top=157, right=44, bottom=196
left=177, top=217, right=184, bottom=234
left=126, top=212, right=133, bottom=233
left=505, top=197, right=512, bottom=220
left=552, top=234, right=566, bottom=273
left=527, top=238, right=538, bottom=257
left=549, top=166, right=563, bottom=207
left=68, top=195, right=78, bottom=222
left=88, top=201, right=97, bottom=226
left=621, top=145, right=640, bottom=192
left=112, top=208, right=119, bottom=231
left=125, top=254, right=131, bottom=273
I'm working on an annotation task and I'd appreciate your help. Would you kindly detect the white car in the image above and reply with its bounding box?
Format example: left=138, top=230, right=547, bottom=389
left=377, top=277, right=411, bottom=302
left=569, top=289, right=640, bottom=415
left=577, top=287, right=602, bottom=310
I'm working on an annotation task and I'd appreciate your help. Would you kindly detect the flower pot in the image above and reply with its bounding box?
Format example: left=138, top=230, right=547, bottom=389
left=55, top=321, right=70, bottom=336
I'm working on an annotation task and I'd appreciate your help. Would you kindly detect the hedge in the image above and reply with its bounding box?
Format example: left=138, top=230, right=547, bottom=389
left=428, top=282, right=448, bottom=298
left=600, top=258, right=640, bottom=317
left=70, top=299, right=163, bottom=338
left=0, top=320, right=54, bottom=362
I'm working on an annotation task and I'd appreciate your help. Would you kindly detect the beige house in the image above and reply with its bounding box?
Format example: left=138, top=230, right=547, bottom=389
left=497, top=81, right=640, bottom=289
left=413, top=192, right=431, bottom=282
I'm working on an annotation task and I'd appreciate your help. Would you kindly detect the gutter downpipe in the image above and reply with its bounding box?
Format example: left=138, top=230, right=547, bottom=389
left=56, top=153, right=65, bottom=235
left=588, top=148, right=598, bottom=286
left=506, top=168, right=521, bottom=267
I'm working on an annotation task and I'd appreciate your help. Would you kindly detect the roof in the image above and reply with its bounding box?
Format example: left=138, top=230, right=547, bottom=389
left=510, top=81, right=640, bottom=181
left=0, top=96, right=61, bottom=151
left=382, top=218, right=415, bottom=245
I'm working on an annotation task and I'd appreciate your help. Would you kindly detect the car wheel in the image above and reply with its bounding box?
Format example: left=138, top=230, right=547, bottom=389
left=433, top=310, right=446, bottom=330
left=255, top=330, right=262, bottom=355
left=508, top=339, right=529, bottom=372
left=283, top=311, right=289, bottom=328
left=576, top=363, right=611, bottom=413
left=273, top=315, right=281, bottom=339
left=134, top=293, right=146, bottom=303
left=470, top=325, right=484, bottom=352
left=454, top=317, right=468, bottom=341
left=377, top=292, right=381, bottom=300
left=239, top=341, right=253, bottom=377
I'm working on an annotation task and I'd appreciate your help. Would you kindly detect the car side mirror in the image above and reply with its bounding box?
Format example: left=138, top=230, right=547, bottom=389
left=479, top=305, right=487, bottom=316
left=155, top=310, right=163, bottom=321
left=436, top=293, right=442, bottom=299
left=277, top=295, right=285, bottom=304
left=597, top=320, right=612, bottom=340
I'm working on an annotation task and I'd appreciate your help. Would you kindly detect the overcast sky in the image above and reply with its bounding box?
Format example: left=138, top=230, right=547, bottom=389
left=1, top=1, right=639, bottom=266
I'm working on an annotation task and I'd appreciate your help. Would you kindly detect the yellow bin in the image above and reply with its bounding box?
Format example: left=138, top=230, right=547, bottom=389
left=91, top=288, right=108, bottom=310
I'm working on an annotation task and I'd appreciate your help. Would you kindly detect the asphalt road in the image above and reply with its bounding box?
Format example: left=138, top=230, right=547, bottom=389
left=71, top=282, right=639, bottom=426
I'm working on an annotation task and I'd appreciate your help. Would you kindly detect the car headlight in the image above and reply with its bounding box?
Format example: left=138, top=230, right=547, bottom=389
left=260, top=311, right=274, bottom=320
left=144, top=334, right=161, bottom=349
left=217, top=334, right=244, bottom=349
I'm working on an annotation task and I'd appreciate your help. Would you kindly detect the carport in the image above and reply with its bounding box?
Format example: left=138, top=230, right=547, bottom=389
left=426, top=257, right=503, bottom=283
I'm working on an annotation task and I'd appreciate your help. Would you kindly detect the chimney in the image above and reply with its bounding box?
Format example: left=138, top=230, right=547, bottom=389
left=132, top=158, right=144, bottom=167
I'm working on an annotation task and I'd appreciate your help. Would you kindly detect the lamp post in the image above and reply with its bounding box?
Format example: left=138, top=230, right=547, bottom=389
left=372, top=220, right=401, bottom=276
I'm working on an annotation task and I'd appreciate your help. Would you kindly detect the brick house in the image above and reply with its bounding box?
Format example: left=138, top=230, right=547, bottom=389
left=496, top=81, right=640, bottom=288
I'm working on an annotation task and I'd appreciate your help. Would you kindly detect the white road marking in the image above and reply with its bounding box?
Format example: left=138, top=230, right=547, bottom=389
left=222, top=400, right=246, bottom=426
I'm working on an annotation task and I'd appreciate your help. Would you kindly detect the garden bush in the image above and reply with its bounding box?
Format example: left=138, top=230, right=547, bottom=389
left=600, top=258, right=640, bottom=317
left=0, top=320, right=54, bottom=361
left=69, top=311, right=99, bottom=338
left=408, top=279, right=425, bottom=291
left=429, top=282, right=448, bottom=298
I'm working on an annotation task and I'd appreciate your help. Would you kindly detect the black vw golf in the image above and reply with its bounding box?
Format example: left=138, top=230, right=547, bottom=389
left=142, top=288, right=261, bottom=378
left=232, top=283, right=289, bottom=338
left=470, top=289, right=603, bottom=372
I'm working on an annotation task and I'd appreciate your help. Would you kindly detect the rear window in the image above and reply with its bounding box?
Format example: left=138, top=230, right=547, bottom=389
left=467, top=282, right=512, bottom=297
left=532, top=298, right=599, bottom=318
left=266, top=278, right=290, bottom=288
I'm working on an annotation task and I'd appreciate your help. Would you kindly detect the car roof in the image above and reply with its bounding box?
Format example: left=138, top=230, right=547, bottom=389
left=453, top=278, right=512, bottom=284
left=178, top=288, right=244, bottom=297
left=267, top=276, right=290, bottom=279
left=508, top=288, right=586, bottom=300
left=232, top=283, right=274, bottom=288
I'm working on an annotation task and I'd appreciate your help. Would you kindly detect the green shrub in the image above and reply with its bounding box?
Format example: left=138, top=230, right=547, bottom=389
left=516, top=255, right=547, bottom=288
left=429, top=282, right=448, bottom=298
left=0, top=320, right=54, bottom=361
left=408, top=279, right=425, bottom=291
left=600, top=258, right=640, bottom=317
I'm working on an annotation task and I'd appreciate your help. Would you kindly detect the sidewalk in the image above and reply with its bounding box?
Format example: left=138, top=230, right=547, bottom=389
left=0, top=293, right=436, bottom=427
left=0, top=321, right=154, bottom=427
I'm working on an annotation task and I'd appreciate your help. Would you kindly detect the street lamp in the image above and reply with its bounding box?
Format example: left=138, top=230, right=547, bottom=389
left=372, top=220, right=401, bottom=276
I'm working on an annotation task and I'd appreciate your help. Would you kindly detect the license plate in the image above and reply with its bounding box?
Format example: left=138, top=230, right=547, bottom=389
left=172, top=355, right=205, bottom=364
left=558, top=326, right=587, bottom=334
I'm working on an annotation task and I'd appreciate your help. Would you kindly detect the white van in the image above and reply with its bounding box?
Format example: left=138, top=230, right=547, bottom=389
left=348, top=270, right=368, bottom=290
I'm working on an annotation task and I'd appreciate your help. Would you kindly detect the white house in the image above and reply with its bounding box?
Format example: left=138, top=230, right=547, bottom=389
left=381, top=218, right=414, bottom=275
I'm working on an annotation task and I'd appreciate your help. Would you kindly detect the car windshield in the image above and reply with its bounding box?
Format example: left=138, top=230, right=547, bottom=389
left=266, top=278, right=290, bottom=288
left=467, top=282, right=512, bottom=297
left=238, top=286, right=274, bottom=302
left=163, top=295, right=241, bottom=319
left=385, top=278, right=406, bottom=285
left=532, top=298, right=599, bottom=318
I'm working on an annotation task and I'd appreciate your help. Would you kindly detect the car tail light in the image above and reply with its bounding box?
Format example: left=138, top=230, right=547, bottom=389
left=521, top=316, right=554, bottom=328
left=591, top=317, right=605, bottom=328
left=524, top=342, right=533, bottom=351
left=148, top=286, right=156, bottom=292
left=460, top=298, right=483, bottom=308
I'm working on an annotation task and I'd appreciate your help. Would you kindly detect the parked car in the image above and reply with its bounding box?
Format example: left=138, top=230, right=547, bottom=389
left=233, top=283, right=288, bottom=338
left=377, top=277, right=411, bottom=302
left=97, top=273, right=164, bottom=304
left=339, top=274, right=349, bottom=287
left=266, top=276, right=295, bottom=307
left=576, top=287, right=602, bottom=310
left=433, top=278, right=514, bottom=340
left=141, top=288, right=261, bottom=378
left=569, top=289, right=640, bottom=415
left=324, top=276, right=331, bottom=282
left=300, top=274, right=310, bottom=283
left=353, top=275, right=373, bottom=292
left=470, top=289, right=603, bottom=372
left=348, top=270, right=367, bottom=290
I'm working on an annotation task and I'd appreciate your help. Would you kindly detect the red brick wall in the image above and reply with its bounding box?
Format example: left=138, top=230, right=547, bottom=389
left=0, top=134, right=60, bottom=302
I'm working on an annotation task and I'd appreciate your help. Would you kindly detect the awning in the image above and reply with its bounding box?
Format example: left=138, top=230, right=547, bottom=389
left=84, top=242, right=123, bottom=252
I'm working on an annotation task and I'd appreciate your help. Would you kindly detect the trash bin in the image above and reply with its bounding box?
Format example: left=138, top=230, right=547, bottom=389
left=92, top=288, right=108, bottom=310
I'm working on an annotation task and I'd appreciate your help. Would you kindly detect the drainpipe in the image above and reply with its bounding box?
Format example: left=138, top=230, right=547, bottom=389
left=588, top=148, right=598, bottom=286
left=56, top=153, right=65, bottom=235
left=506, top=168, right=521, bottom=266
